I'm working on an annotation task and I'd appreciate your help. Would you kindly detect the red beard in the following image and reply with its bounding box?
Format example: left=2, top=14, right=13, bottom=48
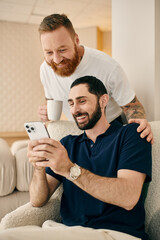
left=47, top=46, right=79, bottom=77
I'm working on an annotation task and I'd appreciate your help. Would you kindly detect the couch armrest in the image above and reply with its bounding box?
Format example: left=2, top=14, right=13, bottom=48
left=11, top=140, right=29, bottom=156
left=0, top=184, right=63, bottom=229
left=0, top=196, right=61, bottom=230
left=144, top=121, right=160, bottom=240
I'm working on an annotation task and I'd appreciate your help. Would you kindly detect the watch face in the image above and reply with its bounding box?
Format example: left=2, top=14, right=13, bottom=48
left=72, top=166, right=80, bottom=175
left=70, top=164, right=81, bottom=180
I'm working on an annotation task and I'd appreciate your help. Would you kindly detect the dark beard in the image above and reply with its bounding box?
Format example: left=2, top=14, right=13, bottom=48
left=47, top=45, right=79, bottom=77
left=73, top=100, right=102, bottom=130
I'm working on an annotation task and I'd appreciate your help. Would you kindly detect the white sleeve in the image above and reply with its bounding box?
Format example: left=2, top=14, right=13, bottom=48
left=40, top=63, right=53, bottom=99
left=107, top=64, right=135, bottom=106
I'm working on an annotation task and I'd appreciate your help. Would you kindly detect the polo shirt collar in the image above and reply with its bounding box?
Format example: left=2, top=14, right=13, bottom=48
left=77, top=120, right=122, bottom=143
left=78, top=132, right=88, bottom=143
left=78, top=127, right=111, bottom=143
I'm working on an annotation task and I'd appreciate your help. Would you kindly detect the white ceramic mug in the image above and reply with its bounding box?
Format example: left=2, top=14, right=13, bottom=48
left=47, top=99, right=63, bottom=121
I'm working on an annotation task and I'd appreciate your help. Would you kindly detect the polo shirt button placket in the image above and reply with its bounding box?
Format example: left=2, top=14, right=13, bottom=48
left=90, top=143, right=97, bottom=156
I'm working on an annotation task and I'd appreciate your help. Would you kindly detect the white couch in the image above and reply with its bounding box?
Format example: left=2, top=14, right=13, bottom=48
left=0, top=121, right=82, bottom=220
left=0, top=120, right=160, bottom=240
left=0, top=138, right=31, bottom=220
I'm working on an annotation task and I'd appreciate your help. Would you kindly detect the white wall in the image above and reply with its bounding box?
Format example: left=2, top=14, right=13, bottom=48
left=76, top=27, right=98, bottom=49
left=155, top=0, right=160, bottom=120
left=0, top=21, right=44, bottom=131
left=112, top=0, right=160, bottom=121
left=76, top=26, right=111, bottom=55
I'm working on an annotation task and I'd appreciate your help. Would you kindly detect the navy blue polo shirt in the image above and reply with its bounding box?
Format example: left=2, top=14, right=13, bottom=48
left=46, top=121, right=152, bottom=240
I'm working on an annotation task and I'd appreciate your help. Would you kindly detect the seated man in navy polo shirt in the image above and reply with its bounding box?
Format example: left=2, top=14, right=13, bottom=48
left=28, top=76, right=152, bottom=240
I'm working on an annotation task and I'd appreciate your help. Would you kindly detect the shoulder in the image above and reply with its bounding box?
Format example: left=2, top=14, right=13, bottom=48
left=40, top=61, right=54, bottom=75
left=84, top=47, right=127, bottom=80
left=109, top=122, right=151, bottom=152
left=40, top=60, right=48, bottom=70
left=40, top=61, right=56, bottom=83
left=85, top=46, right=117, bottom=65
left=120, top=123, right=141, bottom=140
left=109, top=121, right=138, bottom=136
left=120, top=123, right=151, bottom=149
left=85, top=46, right=109, bottom=57
left=122, top=123, right=139, bottom=134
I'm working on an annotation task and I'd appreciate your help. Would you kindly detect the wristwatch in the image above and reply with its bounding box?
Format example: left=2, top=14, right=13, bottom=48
left=69, top=164, right=81, bottom=181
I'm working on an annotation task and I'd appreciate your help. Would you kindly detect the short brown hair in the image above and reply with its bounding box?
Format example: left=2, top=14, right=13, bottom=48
left=71, top=76, right=108, bottom=97
left=38, top=13, right=76, bottom=38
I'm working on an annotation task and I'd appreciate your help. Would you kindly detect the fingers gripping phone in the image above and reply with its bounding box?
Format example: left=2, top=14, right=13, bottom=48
left=24, top=122, right=50, bottom=140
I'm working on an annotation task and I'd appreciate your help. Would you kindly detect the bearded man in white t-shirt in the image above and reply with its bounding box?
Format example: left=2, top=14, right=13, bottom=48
left=38, top=13, right=153, bottom=144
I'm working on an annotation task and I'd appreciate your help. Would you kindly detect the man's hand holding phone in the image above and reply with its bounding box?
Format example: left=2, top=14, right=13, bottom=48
left=27, top=140, right=47, bottom=170
left=24, top=121, right=50, bottom=169
left=25, top=122, right=73, bottom=177
left=28, top=138, right=73, bottom=178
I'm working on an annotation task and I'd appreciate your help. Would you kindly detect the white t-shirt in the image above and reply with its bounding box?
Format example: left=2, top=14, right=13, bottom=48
left=40, top=46, right=135, bottom=123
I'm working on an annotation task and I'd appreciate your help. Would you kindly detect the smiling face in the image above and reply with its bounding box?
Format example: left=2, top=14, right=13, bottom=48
left=68, top=84, right=103, bottom=130
left=40, top=26, right=80, bottom=77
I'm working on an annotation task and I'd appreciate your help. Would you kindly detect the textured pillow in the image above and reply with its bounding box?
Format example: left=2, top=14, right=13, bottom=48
left=47, top=120, right=83, bottom=140
left=0, top=139, right=16, bottom=196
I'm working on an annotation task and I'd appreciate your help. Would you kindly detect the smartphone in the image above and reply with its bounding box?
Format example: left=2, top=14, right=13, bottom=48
left=24, top=121, right=50, bottom=140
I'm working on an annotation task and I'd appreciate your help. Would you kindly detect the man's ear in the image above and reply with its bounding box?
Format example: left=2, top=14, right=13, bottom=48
left=100, top=94, right=109, bottom=109
left=74, top=33, right=80, bottom=45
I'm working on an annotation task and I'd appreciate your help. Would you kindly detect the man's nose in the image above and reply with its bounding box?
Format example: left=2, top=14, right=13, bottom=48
left=53, top=52, right=63, bottom=65
left=71, top=104, right=80, bottom=116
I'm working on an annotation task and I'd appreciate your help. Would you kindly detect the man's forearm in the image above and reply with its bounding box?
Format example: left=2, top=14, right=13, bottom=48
left=29, top=168, right=50, bottom=207
left=66, top=168, right=145, bottom=211
left=121, top=96, right=146, bottom=121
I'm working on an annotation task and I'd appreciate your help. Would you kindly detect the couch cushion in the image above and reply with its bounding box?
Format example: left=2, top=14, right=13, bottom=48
left=0, top=139, right=16, bottom=196
left=0, top=191, right=29, bottom=221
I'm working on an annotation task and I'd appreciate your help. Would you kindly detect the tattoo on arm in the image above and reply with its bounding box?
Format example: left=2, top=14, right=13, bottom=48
left=121, top=96, right=146, bottom=121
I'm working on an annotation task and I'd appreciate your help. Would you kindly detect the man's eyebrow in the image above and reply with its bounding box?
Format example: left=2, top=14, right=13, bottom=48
left=44, top=48, right=52, bottom=51
left=68, top=99, right=73, bottom=103
left=58, top=45, right=67, bottom=48
left=44, top=45, right=68, bottom=52
left=68, top=96, right=87, bottom=102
